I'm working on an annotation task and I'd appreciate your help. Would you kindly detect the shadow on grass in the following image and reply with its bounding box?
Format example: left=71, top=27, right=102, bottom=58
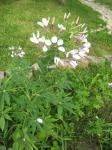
left=0, top=0, right=20, bottom=5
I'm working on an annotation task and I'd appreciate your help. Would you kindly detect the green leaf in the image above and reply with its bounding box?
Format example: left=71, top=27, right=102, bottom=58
left=4, top=92, right=10, bottom=106
left=57, top=105, right=63, bottom=119
left=0, top=117, right=5, bottom=131
left=0, top=95, right=4, bottom=110
left=4, top=114, right=12, bottom=120
left=13, top=129, right=21, bottom=140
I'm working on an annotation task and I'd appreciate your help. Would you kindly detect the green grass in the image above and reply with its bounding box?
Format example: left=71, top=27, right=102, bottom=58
left=0, top=0, right=112, bottom=70
left=95, top=0, right=112, bottom=9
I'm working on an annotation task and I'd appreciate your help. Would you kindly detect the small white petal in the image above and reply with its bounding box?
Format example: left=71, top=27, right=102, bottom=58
left=37, top=118, right=43, bottom=124
left=57, top=39, right=64, bottom=46
left=51, top=36, right=58, bottom=43
left=21, top=51, right=25, bottom=55
left=58, top=24, right=61, bottom=29
left=82, top=47, right=90, bottom=53
left=18, top=46, right=22, bottom=50
left=58, top=47, right=65, bottom=52
left=11, top=46, right=15, bottom=50
left=17, top=53, right=23, bottom=58
left=79, top=51, right=86, bottom=57
left=54, top=57, right=63, bottom=65
left=39, top=36, right=45, bottom=43
left=37, top=21, right=44, bottom=28
left=69, top=60, right=78, bottom=69
left=42, top=45, right=48, bottom=52
left=83, top=42, right=91, bottom=49
left=9, top=46, right=15, bottom=50
left=58, top=24, right=66, bottom=31
left=72, top=54, right=81, bottom=60
left=108, top=82, right=112, bottom=88
left=30, top=37, right=39, bottom=44
left=70, top=49, right=78, bottom=55
left=45, top=39, right=52, bottom=46
left=82, top=39, right=88, bottom=43
left=66, top=49, right=78, bottom=57
left=42, top=18, right=49, bottom=26
left=11, top=54, right=14, bottom=57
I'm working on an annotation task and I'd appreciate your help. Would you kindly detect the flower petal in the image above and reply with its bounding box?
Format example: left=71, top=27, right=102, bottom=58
left=58, top=46, right=65, bottom=52
left=51, top=36, right=58, bottom=43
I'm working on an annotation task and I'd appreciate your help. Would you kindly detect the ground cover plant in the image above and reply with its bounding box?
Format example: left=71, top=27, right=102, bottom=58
left=0, top=60, right=112, bottom=150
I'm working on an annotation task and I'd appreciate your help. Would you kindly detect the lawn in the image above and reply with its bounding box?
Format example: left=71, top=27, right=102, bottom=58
left=0, top=0, right=112, bottom=70
left=95, top=0, right=112, bottom=9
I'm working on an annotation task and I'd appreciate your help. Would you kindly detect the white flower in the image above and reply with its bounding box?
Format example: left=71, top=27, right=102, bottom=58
left=11, top=54, right=14, bottom=57
left=42, top=45, right=48, bottom=52
left=79, top=51, right=86, bottom=57
left=30, top=37, right=39, bottom=44
left=42, top=18, right=49, bottom=27
left=54, top=57, right=63, bottom=66
left=17, top=53, right=23, bottom=58
left=45, top=39, right=52, bottom=46
left=72, top=54, right=81, bottom=60
left=38, top=36, right=45, bottom=43
left=108, top=82, right=112, bottom=88
left=83, top=42, right=91, bottom=49
left=37, top=118, right=43, bottom=124
left=18, top=47, right=22, bottom=50
left=66, top=49, right=78, bottom=57
left=58, top=46, right=65, bottom=52
left=82, top=38, right=88, bottom=43
left=96, top=116, right=99, bottom=119
left=51, top=36, right=58, bottom=43
left=57, top=39, right=64, bottom=46
left=79, top=35, right=88, bottom=43
left=58, top=24, right=66, bottom=31
left=30, top=33, right=39, bottom=44
left=37, top=21, right=44, bottom=28
left=37, top=18, right=49, bottom=28
left=21, top=51, right=25, bottom=56
left=9, top=46, right=15, bottom=50
left=82, top=47, right=89, bottom=53
left=70, top=49, right=78, bottom=55
left=9, top=46, right=25, bottom=58
left=69, top=60, right=78, bottom=69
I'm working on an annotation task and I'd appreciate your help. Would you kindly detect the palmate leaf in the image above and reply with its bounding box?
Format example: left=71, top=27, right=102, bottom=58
left=4, top=114, right=12, bottom=121
left=4, top=92, right=10, bottom=106
left=1, top=92, right=10, bottom=109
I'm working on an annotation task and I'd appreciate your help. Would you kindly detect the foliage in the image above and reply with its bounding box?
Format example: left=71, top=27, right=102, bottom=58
left=0, top=60, right=112, bottom=149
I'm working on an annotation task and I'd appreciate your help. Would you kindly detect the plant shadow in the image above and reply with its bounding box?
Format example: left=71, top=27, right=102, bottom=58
left=0, top=0, right=20, bottom=5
